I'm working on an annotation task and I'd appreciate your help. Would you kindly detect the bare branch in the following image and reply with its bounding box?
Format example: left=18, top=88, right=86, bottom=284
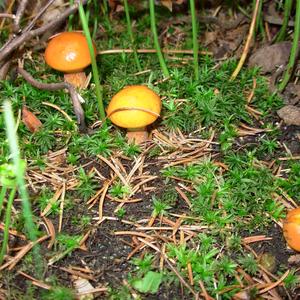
left=0, top=13, right=16, bottom=19
left=0, top=60, right=12, bottom=80
left=17, top=67, right=87, bottom=133
left=0, top=0, right=88, bottom=64
left=23, top=0, right=57, bottom=33
left=13, top=0, right=29, bottom=32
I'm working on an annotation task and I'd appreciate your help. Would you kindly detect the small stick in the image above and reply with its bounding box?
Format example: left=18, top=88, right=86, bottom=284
left=13, top=0, right=29, bottom=32
left=187, top=262, right=194, bottom=285
left=230, top=0, right=261, bottom=80
left=17, top=271, right=51, bottom=290
left=22, top=0, right=57, bottom=33
left=98, top=48, right=212, bottom=55
left=0, top=0, right=88, bottom=64
left=98, top=181, right=109, bottom=222
left=0, top=0, right=15, bottom=30
left=0, top=13, right=16, bottom=19
left=17, top=67, right=87, bottom=132
left=0, top=59, right=12, bottom=80
left=58, top=182, right=66, bottom=233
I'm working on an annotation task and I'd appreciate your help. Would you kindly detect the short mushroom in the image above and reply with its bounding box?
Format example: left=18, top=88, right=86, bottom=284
left=106, top=85, right=161, bottom=144
left=44, top=31, right=96, bottom=88
left=283, top=207, right=300, bottom=252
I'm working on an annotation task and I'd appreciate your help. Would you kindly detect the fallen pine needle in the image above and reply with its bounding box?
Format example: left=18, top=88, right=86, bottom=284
left=0, top=223, right=26, bottom=240
left=199, top=279, right=214, bottom=300
left=175, top=186, right=192, bottom=208
left=247, top=78, right=257, bottom=104
left=60, top=267, right=96, bottom=281
left=77, top=287, right=108, bottom=296
left=187, top=262, right=194, bottom=286
left=58, top=182, right=66, bottom=233
left=230, top=0, right=261, bottom=80
left=41, top=216, right=56, bottom=249
left=278, top=155, right=300, bottom=161
left=114, top=231, right=154, bottom=240
left=98, top=181, right=110, bottom=222
left=243, top=235, right=273, bottom=244
left=136, top=225, right=207, bottom=231
left=18, top=271, right=51, bottom=290
left=98, top=48, right=212, bottom=56
left=258, top=270, right=290, bottom=295
left=97, top=155, right=128, bottom=187
left=41, top=186, right=63, bottom=217
left=0, top=235, right=49, bottom=270
left=42, top=101, right=73, bottom=122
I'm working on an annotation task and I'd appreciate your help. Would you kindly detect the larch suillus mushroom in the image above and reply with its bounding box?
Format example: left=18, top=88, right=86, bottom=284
left=107, top=85, right=161, bottom=144
left=44, top=31, right=96, bottom=88
left=283, top=207, right=300, bottom=251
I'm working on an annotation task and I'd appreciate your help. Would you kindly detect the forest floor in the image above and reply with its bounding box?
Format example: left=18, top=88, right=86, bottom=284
left=0, top=1, right=300, bottom=299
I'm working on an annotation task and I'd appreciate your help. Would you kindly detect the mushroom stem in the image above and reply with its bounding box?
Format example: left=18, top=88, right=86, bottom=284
left=126, top=127, right=149, bottom=144
left=64, top=71, right=87, bottom=89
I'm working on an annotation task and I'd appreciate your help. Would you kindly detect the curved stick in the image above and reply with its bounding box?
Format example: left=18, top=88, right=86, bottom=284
left=17, top=67, right=87, bottom=133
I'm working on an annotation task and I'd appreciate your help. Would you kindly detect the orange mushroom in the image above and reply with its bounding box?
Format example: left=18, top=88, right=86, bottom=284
left=283, top=207, right=300, bottom=251
left=106, top=85, right=161, bottom=144
left=44, top=31, right=96, bottom=88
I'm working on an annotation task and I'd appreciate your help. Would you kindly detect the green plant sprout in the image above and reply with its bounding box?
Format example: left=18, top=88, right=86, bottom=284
left=3, top=100, right=42, bottom=275
left=0, top=182, right=16, bottom=264
left=124, top=0, right=142, bottom=71
left=255, top=0, right=266, bottom=40
left=278, top=0, right=300, bottom=91
left=275, top=0, right=293, bottom=42
left=189, top=0, right=199, bottom=80
left=149, top=0, right=169, bottom=78
left=78, top=1, right=106, bottom=121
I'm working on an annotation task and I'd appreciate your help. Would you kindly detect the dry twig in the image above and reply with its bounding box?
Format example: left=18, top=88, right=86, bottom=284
left=0, top=0, right=88, bottom=66
left=17, top=67, right=87, bottom=132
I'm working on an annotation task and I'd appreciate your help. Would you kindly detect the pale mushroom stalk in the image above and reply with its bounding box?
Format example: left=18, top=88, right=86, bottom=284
left=64, top=71, right=87, bottom=88
left=126, top=127, right=148, bottom=144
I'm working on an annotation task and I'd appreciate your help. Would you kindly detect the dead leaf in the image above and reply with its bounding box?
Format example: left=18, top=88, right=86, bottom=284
left=248, top=42, right=291, bottom=74
left=277, top=105, right=300, bottom=126
left=161, top=0, right=172, bottom=11
left=22, top=106, right=42, bottom=133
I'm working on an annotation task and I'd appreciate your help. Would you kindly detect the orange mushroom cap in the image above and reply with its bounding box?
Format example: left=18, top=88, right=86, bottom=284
left=106, top=85, right=161, bottom=129
left=44, top=32, right=96, bottom=73
left=283, top=207, right=300, bottom=252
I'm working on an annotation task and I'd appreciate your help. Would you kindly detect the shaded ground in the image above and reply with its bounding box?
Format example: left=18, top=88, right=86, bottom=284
left=1, top=1, right=300, bottom=299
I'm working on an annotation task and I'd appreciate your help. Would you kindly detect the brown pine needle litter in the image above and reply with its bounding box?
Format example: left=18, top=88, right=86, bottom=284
left=1, top=106, right=295, bottom=299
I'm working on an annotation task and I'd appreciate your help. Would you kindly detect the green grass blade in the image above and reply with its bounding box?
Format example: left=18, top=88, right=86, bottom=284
left=124, top=0, right=142, bottom=71
left=275, top=0, right=293, bottom=42
left=278, top=0, right=300, bottom=91
left=0, top=186, right=7, bottom=218
left=149, top=0, right=169, bottom=78
left=3, top=100, right=42, bottom=276
left=190, top=0, right=199, bottom=80
left=78, top=2, right=106, bottom=121
left=0, top=188, right=16, bottom=264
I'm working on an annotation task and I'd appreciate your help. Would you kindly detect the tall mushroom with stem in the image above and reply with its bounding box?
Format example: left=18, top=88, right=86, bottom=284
left=106, top=85, right=161, bottom=144
left=44, top=31, right=96, bottom=89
